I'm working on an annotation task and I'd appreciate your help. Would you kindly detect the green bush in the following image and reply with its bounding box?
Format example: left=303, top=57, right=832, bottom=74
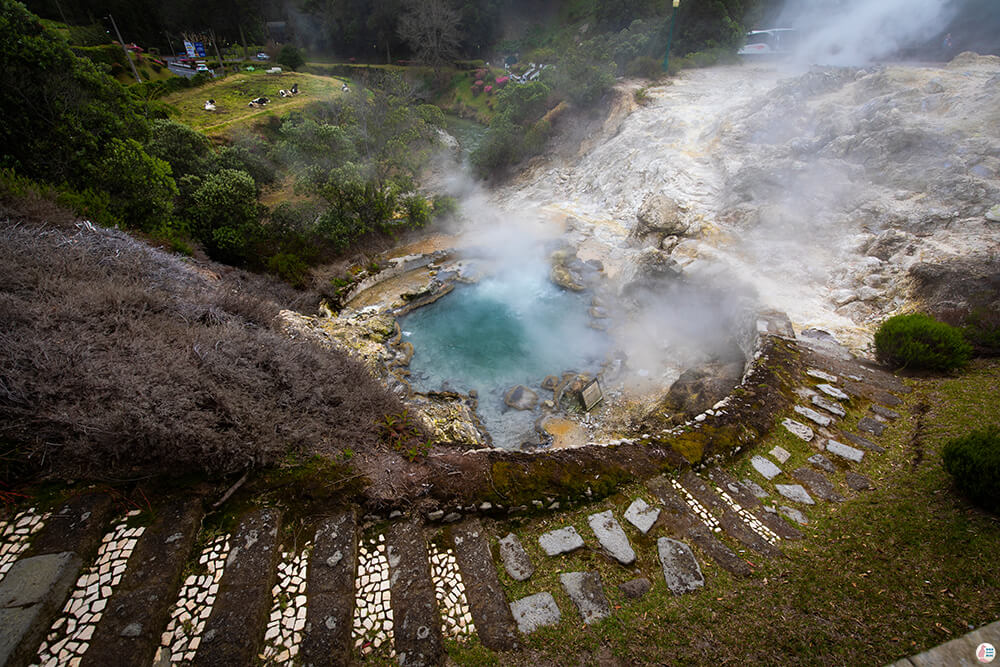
left=963, top=307, right=1000, bottom=356
left=93, top=138, right=178, bottom=231
left=266, top=252, right=311, bottom=288
left=626, top=56, right=663, bottom=80
left=874, top=312, right=972, bottom=371
left=942, top=426, right=1000, bottom=513
left=277, top=45, right=305, bottom=71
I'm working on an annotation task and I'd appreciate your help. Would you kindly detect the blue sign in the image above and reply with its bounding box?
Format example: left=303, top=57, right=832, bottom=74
left=183, top=40, right=196, bottom=58
left=194, top=42, right=207, bottom=57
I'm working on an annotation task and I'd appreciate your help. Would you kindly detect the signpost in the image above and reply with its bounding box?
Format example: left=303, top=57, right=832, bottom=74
left=580, top=379, right=604, bottom=411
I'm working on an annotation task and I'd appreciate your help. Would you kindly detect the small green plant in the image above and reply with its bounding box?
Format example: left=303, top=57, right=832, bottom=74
left=377, top=410, right=432, bottom=462
left=634, top=87, right=650, bottom=105
left=874, top=312, right=972, bottom=371
left=942, top=426, right=1000, bottom=513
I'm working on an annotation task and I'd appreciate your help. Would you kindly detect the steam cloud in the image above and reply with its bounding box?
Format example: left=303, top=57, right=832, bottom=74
left=777, top=0, right=956, bottom=65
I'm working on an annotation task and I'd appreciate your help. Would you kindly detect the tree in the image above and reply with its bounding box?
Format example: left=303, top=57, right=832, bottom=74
left=189, top=169, right=264, bottom=263
left=94, top=138, right=178, bottom=231
left=277, top=44, right=305, bottom=71
left=397, top=0, right=463, bottom=70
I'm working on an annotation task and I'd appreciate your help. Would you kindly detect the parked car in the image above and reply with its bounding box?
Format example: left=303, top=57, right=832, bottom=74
left=196, top=62, right=210, bottom=72
left=738, top=28, right=799, bottom=56
left=256, top=52, right=270, bottom=60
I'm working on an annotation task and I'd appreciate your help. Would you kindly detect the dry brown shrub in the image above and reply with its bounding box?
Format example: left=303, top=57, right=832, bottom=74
left=0, top=208, right=406, bottom=482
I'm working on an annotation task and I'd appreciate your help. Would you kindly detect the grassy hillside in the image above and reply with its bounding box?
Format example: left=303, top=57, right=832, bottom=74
left=162, top=71, right=350, bottom=136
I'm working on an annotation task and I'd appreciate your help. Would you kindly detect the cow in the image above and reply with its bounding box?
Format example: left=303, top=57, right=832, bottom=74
left=204, top=99, right=216, bottom=111
left=248, top=96, right=270, bottom=107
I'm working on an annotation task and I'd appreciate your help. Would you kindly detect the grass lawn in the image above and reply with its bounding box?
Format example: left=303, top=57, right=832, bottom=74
left=161, top=70, right=349, bottom=136
left=444, top=358, right=1000, bottom=666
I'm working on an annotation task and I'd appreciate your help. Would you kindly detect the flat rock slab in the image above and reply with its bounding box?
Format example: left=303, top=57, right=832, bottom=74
left=740, top=478, right=769, bottom=499
left=510, top=592, right=561, bottom=635
left=560, top=572, right=610, bottom=624
left=769, top=446, right=791, bottom=464
left=778, top=505, right=809, bottom=525
left=775, top=484, right=815, bottom=505
left=301, top=510, right=357, bottom=667
left=806, top=369, right=838, bottom=382
left=792, top=467, right=845, bottom=502
left=83, top=498, right=204, bottom=667
left=498, top=533, right=534, bottom=582
left=794, top=405, right=832, bottom=427
left=0, top=552, right=81, bottom=667
left=812, top=395, right=846, bottom=417
left=827, top=439, right=865, bottom=463
left=587, top=511, right=635, bottom=565
left=840, top=430, right=885, bottom=453
left=751, top=455, right=782, bottom=481
left=657, top=538, right=704, bottom=594
left=195, top=508, right=282, bottom=667
left=808, top=453, right=837, bottom=474
left=718, top=511, right=782, bottom=559
left=647, top=478, right=751, bottom=577
left=871, top=405, right=901, bottom=420
left=623, top=498, right=660, bottom=535
left=26, top=492, right=114, bottom=560
left=452, top=520, right=519, bottom=652
left=858, top=417, right=886, bottom=437
left=386, top=519, right=443, bottom=667
left=618, top=578, right=651, bottom=600
left=845, top=471, right=874, bottom=491
left=538, top=526, right=584, bottom=556
left=816, top=383, right=849, bottom=400
left=782, top=418, right=814, bottom=442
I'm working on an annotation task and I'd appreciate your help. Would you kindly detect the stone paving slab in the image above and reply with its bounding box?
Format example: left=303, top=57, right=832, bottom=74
left=717, top=511, right=782, bottom=559
left=704, top=468, right=801, bottom=540
left=0, top=552, right=81, bottom=667
left=538, top=527, right=584, bottom=556
left=619, top=578, right=651, bottom=599
left=751, top=456, right=782, bottom=481
left=871, top=405, right=901, bottom=421
left=794, top=405, right=833, bottom=427
left=498, top=533, right=534, bottom=582
left=26, top=493, right=115, bottom=560
left=301, top=510, right=357, bottom=667
left=647, top=478, right=751, bottom=577
left=845, top=472, right=875, bottom=491
left=623, top=498, right=660, bottom=535
left=560, top=572, right=610, bottom=624
left=840, top=431, right=885, bottom=453
left=775, top=484, right=816, bottom=505
left=781, top=418, right=814, bottom=442
left=82, top=498, right=204, bottom=667
left=816, top=383, right=849, bottom=400
left=858, top=416, right=887, bottom=437
left=812, top=394, right=846, bottom=417
left=385, top=519, right=443, bottom=667
left=792, top=468, right=845, bottom=503
left=509, top=592, right=560, bottom=635
left=587, top=511, right=635, bottom=566
left=656, top=538, right=704, bottom=594
left=806, top=368, right=838, bottom=382
left=799, top=348, right=910, bottom=396
left=450, top=520, right=519, bottom=652
left=808, top=453, right=837, bottom=474
left=769, top=446, right=791, bottom=464
left=895, top=619, right=1000, bottom=666
left=775, top=505, right=809, bottom=525
left=740, top=478, right=769, bottom=499
left=195, top=508, right=282, bottom=667
left=827, top=439, right=865, bottom=463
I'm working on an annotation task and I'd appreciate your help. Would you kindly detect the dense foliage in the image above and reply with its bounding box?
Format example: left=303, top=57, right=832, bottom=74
left=942, top=426, right=1000, bottom=513
left=0, top=200, right=406, bottom=481
left=874, top=313, right=973, bottom=371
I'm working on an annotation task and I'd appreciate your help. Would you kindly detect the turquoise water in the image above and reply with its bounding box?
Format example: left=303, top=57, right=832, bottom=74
left=401, top=273, right=609, bottom=449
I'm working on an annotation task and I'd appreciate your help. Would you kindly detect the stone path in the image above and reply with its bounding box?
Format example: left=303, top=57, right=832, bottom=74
left=0, top=343, right=934, bottom=665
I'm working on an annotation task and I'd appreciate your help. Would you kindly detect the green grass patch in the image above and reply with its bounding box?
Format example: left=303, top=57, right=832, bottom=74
left=161, top=71, right=349, bottom=136
left=448, top=360, right=1000, bottom=665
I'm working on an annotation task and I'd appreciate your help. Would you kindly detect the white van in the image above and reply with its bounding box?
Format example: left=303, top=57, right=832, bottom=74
left=738, top=29, right=799, bottom=56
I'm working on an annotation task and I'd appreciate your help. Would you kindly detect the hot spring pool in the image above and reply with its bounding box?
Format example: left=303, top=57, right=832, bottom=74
left=400, top=272, right=610, bottom=449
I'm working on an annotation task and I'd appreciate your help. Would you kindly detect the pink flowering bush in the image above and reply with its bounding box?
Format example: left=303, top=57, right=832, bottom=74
left=484, top=84, right=493, bottom=95
left=495, top=76, right=509, bottom=89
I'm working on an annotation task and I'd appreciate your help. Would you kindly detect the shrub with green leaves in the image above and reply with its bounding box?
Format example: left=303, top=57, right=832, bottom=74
left=942, top=426, right=1000, bottom=513
left=94, top=138, right=178, bottom=231
left=874, top=312, right=972, bottom=371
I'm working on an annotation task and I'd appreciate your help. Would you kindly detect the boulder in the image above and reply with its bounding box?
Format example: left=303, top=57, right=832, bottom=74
left=504, top=385, right=539, bottom=411
left=654, top=361, right=744, bottom=418
left=549, top=263, right=585, bottom=292
left=632, top=193, right=690, bottom=242
left=619, top=247, right=683, bottom=296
